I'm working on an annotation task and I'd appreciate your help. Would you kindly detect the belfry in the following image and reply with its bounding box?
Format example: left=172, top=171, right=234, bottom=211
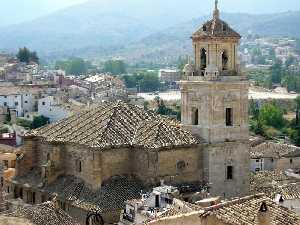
left=181, top=0, right=250, bottom=198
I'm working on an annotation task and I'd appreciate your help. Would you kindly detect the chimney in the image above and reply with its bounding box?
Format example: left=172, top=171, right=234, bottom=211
left=257, top=202, right=271, bottom=225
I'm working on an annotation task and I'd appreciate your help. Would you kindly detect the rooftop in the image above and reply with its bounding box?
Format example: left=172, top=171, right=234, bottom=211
left=3, top=201, right=80, bottom=225
left=250, top=170, right=298, bottom=198
left=250, top=141, right=300, bottom=159
left=200, top=194, right=300, bottom=225
left=192, top=0, right=241, bottom=40
left=13, top=173, right=144, bottom=213
left=28, top=101, right=200, bottom=150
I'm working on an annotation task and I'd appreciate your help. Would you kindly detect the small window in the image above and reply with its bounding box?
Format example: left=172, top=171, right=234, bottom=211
left=3, top=102, right=7, bottom=106
left=1, top=177, right=3, bottom=187
left=76, top=160, right=82, bottom=173
left=32, top=192, right=36, bottom=204
left=290, top=159, right=293, bottom=164
left=4, top=96, right=7, bottom=99
left=47, top=153, right=50, bottom=161
left=42, top=102, right=46, bottom=105
left=193, top=108, right=199, bottom=125
left=226, top=108, right=233, bottom=126
left=203, top=25, right=207, bottom=31
left=15, top=102, right=18, bottom=106
left=271, top=158, right=274, bottom=163
left=256, top=159, right=260, bottom=163
left=24, top=101, right=28, bottom=104
left=7, top=186, right=9, bottom=193
left=227, top=166, right=233, bottom=180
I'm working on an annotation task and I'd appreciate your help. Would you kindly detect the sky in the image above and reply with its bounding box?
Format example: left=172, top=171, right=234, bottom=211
left=0, top=0, right=300, bottom=27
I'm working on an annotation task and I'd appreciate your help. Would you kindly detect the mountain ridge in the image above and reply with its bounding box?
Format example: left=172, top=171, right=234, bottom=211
left=0, top=0, right=300, bottom=62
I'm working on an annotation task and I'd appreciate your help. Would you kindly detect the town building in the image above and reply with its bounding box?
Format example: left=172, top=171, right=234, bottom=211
left=159, top=69, right=181, bottom=84
left=250, top=142, right=300, bottom=172
left=181, top=0, right=249, bottom=197
left=145, top=194, right=300, bottom=225
left=37, top=96, right=73, bottom=123
left=119, top=185, right=205, bottom=225
left=8, top=2, right=250, bottom=224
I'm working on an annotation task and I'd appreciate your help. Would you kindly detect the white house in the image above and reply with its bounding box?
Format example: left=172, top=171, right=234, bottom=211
left=38, top=96, right=71, bottom=123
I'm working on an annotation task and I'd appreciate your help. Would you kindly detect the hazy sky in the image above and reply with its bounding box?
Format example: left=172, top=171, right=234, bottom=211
left=0, top=0, right=300, bottom=27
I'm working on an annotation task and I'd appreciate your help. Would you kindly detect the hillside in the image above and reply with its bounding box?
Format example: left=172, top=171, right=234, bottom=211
left=0, top=0, right=300, bottom=63
left=58, top=12, right=300, bottom=64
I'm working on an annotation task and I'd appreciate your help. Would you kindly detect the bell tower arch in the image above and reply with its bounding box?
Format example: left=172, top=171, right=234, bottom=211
left=180, top=0, right=249, bottom=198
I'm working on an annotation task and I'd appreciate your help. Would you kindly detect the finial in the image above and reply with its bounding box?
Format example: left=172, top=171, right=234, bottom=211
left=213, top=0, right=220, bottom=19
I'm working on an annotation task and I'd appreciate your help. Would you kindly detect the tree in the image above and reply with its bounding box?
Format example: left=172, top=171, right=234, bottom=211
left=296, top=96, right=300, bottom=125
left=104, top=60, right=127, bottom=75
left=68, top=58, right=87, bottom=75
left=55, top=58, right=88, bottom=76
left=258, top=101, right=285, bottom=129
left=270, top=59, right=283, bottom=84
left=31, top=116, right=50, bottom=129
left=122, top=71, right=161, bottom=92
left=249, top=98, right=259, bottom=119
left=16, top=47, right=39, bottom=64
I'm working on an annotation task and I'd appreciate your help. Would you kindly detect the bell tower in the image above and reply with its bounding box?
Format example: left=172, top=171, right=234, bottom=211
left=181, top=0, right=249, bottom=198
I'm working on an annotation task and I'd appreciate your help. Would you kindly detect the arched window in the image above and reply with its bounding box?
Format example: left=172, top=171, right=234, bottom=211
left=222, top=50, right=229, bottom=71
left=200, top=48, right=207, bottom=70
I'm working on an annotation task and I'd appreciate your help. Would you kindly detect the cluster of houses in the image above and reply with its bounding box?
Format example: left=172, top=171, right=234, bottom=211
left=1, top=2, right=300, bottom=225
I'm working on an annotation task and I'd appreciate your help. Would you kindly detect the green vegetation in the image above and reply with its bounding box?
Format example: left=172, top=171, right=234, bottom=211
left=122, top=70, right=161, bottom=92
left=248, top=59, right=300, bottom=93
left=17, top=115, right=49, bottom=130
left=16, top=118, right=32, bottom=129
left=0, top=127, right=9, bottom=134
left=55, top=58, right=92, bottom=75
left=247, top=68, right=271, bottom=88
left=16, top=47, right=39, bottom=64
left=104, top=60, right=127, bottom=75
left=250, top=99, right=300, bottom=146
left=31, top=116, right=50, bottom=129
left=155, top=97, right=181, bottom=121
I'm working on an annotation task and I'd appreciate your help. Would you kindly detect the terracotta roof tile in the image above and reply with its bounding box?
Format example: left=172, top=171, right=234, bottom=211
left=6, top=201, right=80, bottom=225
left=28, top=101, right=200, bottom=150
left=202, top=194, right=300, bottom=225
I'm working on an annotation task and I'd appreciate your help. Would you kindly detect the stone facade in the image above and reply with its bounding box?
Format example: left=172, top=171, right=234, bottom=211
left=180, top=1, right=250, bottom=198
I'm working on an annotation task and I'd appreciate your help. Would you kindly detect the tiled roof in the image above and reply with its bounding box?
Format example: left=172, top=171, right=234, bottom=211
left=250, top=171, right=298, bottom=199
left=193, top=18, right=241, bottom=39
left=28, top=101, right=200, bottom=150
left=279, top=183, right=300, bottom=200
left=5, top=201, right=80, bottom=225
left=250, top=142, right=300, bottom=159
left=201, top=194, right=300, bottom=225
left=43, top=175, right=144, bottom=213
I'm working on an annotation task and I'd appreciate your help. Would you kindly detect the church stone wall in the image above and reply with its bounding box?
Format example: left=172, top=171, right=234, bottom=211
left=157, top=147, right=203, bottom=184
left=203, top=141, right=250, bottom=198
left=181, top=81, right=249, bottom=144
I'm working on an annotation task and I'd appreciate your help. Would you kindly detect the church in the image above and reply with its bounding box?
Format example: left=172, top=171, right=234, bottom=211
left=8, top=1, right=250, bottom=224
